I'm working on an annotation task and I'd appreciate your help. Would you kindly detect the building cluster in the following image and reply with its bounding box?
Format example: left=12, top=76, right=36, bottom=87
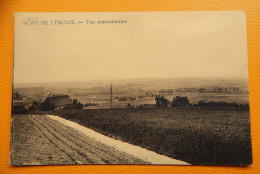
left=115, top=96, right=136, bottom=101
left=159, top=90, right=173, bottom=95
left=157, top=87, right=240, bottom=94
left=176, top=87, right=239, bottom=93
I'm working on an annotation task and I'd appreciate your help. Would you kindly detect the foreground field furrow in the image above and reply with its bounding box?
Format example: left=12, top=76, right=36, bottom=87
left=31, top=119, right=78, bottom=164
left=11, top=114, right=149, bottom=165
left=31, top=116, right=107, bottom=164
left=35, top=115, right=127, bottom=164
left=30, top=116, right=90, bottom=164
left=35, top=115, right=113, bottom=164
left=11, top=115, right=75, bottom=165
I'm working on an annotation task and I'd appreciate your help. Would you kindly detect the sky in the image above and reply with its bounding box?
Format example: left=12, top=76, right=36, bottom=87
left=14, top=11, right=249, bottom=84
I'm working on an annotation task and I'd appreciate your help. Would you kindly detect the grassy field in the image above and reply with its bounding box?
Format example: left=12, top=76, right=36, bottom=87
left=51, top=108, right=252, bottom=165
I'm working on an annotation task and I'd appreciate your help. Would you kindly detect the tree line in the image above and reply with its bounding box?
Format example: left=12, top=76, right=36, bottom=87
left=155, top=95, right=249, bottom=109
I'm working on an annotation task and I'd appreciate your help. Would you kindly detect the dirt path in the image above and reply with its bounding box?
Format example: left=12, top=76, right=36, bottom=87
left=10, top=115, right=149, bottom=165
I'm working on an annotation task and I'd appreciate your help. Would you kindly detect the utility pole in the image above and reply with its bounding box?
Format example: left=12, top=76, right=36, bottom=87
left=110, top=84, right=112, bottom=109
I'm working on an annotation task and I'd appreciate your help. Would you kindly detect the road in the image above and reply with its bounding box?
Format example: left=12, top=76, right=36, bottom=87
left=10, top=115, right=149, bottom=165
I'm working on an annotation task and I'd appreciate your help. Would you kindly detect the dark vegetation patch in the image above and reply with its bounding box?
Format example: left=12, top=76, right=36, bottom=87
left=47, top=108, right=251, bottom=165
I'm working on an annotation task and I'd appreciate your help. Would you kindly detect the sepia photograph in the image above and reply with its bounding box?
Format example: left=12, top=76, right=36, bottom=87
left=10, top=11, right=252, bottom=166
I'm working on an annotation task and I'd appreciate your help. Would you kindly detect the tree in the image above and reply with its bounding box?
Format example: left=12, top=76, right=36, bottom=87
left=40, top=100, right=55, bottom=111
left=155, top=95, right=169, bottom=107
left=171, top=96, right=190, bottom=107
left=73, top=99, right=83, bottom=109
left=13, top=92, right=22, bottom=100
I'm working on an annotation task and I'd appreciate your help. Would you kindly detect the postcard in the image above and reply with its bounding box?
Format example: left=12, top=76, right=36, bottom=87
left=10, top=11, right=252, bottom=166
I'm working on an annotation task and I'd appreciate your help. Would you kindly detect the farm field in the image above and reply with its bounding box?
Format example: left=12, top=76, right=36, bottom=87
left=53, top=108, right=252, bottom=165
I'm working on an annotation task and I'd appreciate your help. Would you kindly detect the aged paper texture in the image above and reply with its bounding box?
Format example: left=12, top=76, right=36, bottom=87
left=10, top=12, right=252, bottom=166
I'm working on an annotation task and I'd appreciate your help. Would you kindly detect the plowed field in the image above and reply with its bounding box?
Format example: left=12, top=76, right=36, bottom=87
left=10, top=115, right=148, bottom=165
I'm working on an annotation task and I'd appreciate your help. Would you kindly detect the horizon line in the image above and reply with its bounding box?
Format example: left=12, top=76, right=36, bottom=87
left=13, top=76, right=249, bottom=86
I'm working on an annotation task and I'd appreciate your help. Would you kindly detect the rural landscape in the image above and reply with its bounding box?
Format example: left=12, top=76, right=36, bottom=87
left=11, top=12, right=252, bottom=166
left=11, top=78, right=252, bottom=165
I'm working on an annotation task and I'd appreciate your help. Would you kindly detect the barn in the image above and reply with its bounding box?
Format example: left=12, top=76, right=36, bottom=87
left=41, top=95, right=73, bottom=110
